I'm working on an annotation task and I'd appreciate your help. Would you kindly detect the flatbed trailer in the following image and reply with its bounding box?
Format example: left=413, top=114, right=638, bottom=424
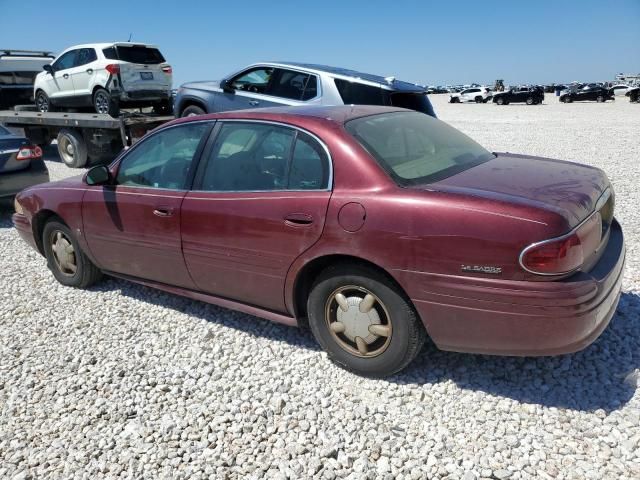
left=0, top=108, right=173, bottom=168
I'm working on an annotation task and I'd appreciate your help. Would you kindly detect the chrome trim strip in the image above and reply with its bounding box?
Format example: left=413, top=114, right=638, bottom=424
left=518, top=190, right=611, bottom=277
left=0, top=148, right=19, bottom=155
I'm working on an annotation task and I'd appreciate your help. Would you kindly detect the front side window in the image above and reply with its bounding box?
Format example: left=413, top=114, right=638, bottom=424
left=116, top=123, right=209, bottom=189
left=53, top=50, right=77, bottom=71
left=200, top=122, right=330, bottom=192
left=346, top=111, right=494, bottom=186
left=230, top=67, right=274, bottom=93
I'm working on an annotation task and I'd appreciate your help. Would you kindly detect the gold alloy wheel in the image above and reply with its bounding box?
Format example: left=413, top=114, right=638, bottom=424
left=324, top=285, right=393, bottom=358
left=50, top=231, right=77, bottom=276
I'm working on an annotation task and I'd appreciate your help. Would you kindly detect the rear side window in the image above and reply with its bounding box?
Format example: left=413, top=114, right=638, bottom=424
left=334, top=79, right=385, bottom=105
left=199, top=122, right=330, bottom=192
left=113, top=46, right=165, bottom=64
left=389, top=92, right=436, bottom=117
left=268, top=69, right=319, bottom=101
left=103, top=47, right=117, bottom=60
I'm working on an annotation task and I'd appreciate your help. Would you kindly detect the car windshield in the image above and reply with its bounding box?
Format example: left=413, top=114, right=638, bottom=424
left=345, top=111, right=494, bottom=186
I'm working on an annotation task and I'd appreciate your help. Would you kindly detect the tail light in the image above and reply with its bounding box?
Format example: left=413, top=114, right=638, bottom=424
left=16, top=145, right=43, bottom=161
left=162, top=65, right=172, bottom=75
left=519, top=212, right=602, bottom=275
left=105, top=64, right=120, bottom=75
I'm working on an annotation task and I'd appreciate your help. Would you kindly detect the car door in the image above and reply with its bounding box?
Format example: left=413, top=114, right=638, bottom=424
left=46, top=50, right=77, bottom=100
left=69, top=48, right=98, bottom=101
left=459, top=89, right=471, bottom=102
left=181, top=121, right=332, bottom=312
left=82, top=121, right=212, bottom=287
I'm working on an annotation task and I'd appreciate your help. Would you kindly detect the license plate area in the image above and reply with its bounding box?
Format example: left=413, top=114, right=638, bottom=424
left=140, top=72, right=154, bottom=80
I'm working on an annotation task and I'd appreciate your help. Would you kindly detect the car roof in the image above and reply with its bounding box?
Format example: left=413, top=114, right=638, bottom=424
left=257, top=62, right=426, bottom=93
left=58, top=42, right=159, bottom=52
left=169, top=105, right=409, bottom=129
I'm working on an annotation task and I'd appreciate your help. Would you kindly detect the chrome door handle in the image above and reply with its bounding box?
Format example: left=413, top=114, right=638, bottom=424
left=153, top=207, right=174, bottom=217
left=249, top=100, right=260, bottom=106
left=86, top=69, right=93, bottom=74
left=63, top=73, right=69, bottom=79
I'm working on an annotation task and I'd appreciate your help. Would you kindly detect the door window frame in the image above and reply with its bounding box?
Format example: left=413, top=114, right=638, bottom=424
left=110, top=120, right=215, bottom=192
left=191, top=119, right=333, bottom=193
left=226, top=65, right=321, bottom=102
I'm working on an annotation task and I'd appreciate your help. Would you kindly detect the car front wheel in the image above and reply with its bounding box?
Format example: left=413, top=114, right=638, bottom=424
left=307, top=264, right=426, bottom=378
left=496, top=97, right=505, bottom=105
left=596, top=95, right=604, bottom=103
left=36, top=91, right=52, bottom=112
left=43, top=220, right=102, bottom=288
left=181, top=105, right=206, bottom=117
left=526, top=97, right=534, bottom=105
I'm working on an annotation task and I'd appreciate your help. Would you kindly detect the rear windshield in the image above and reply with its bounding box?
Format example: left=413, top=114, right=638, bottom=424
left=104, top=46, right=165, bottom=64
left=0, top=125, right=10, bottom=135
left=345, top=111, right=494, bottom=186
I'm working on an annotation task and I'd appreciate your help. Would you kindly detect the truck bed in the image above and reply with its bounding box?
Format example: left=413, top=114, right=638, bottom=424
left=0, top=109, right=174, bottom=129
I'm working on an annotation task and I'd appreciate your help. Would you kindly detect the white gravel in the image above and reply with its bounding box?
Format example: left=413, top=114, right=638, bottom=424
left=1, top=95, right=639, bottom=479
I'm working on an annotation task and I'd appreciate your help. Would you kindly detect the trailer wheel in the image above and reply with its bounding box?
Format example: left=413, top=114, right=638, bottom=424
left=57, top=129, right=88, bottom=168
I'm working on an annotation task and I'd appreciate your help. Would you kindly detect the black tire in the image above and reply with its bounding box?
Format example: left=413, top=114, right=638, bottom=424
left=153, top=99, right=174, bottom=115
left=56, top=129, right=88, bottom=168
left=181, top=104, right=206, bottom=117
left=526, top=97, right=534, bottom=105
left=307, top=264, right=426, bottom=378
left=496, top=97, right=505, bottom=105
left=563, top=96, right=573, bottom=103
left=35, top=90, right=53, bottom=112
left=474, top=96, right=483, bottom=103
left=93, top=88, right=119, bottom=116
left=596, top=95, right=604, bottom=103
left=42, top=219, right=102, bottom=288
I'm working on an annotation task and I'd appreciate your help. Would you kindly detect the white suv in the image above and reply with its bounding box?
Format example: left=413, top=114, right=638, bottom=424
left=33, top=43, right=172, bottom=116
left=449, top=87, right=492, bottom=103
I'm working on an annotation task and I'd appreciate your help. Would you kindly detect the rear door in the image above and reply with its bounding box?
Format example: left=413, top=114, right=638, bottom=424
left=181, top=121, right=332, bottom=312
left=115, top=44, right=171, bottom=94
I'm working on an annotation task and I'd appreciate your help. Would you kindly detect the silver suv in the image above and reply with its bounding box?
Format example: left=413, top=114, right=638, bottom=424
left=175, top=62, right=435, bottom=117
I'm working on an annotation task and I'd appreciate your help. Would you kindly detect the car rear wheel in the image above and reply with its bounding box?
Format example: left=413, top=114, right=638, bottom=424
left=307, top=264, right=426, bottom=378
left=596, top=95, right=604, bottom=103
left=35, top=91, right=52, bottom=112
left=57, top=129, right=88, bottom=168
left=181, top=105, right=206, bottom=117
left=563, top=96, right=572, bottom=103
left=153, top=100, right=174, bottom=115
left=93, top=88, right=118, bottom=116
left=496, top=97, right=505, bottom=105
left=43, top=220, right=102, bottom=288
left=475, top=96, right=483, bottom=103
left=526, top=97, right=534, bottom=105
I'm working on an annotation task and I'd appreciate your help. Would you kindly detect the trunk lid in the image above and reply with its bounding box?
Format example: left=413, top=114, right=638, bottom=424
left=0, top=134, right=30, bottom=173
left=428, top=153, right=609, bottom=229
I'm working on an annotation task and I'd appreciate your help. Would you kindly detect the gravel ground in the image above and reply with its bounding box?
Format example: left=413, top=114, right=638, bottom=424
left=1, top=95, right=639, bottom=480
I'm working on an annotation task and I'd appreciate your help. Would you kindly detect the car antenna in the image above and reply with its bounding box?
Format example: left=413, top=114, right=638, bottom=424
left=128, top=33, right=133, bottom=42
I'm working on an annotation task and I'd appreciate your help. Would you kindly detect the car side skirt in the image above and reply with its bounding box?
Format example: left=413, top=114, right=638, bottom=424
left=104, top=270, right=298, bottom=327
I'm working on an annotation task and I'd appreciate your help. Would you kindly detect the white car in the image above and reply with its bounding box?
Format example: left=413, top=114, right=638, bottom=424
left=449, top=87, right=492, bottom=103
left=33, top=43, right=172, bottom=116
left=610, top=84, right=631, bottom=97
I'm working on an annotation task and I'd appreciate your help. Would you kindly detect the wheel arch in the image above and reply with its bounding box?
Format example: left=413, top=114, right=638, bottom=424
left=32, top=209, right=64, bottom=256
left=291, top=254, right=412, bottom=322
left=178, top=96, right=208, bottom=116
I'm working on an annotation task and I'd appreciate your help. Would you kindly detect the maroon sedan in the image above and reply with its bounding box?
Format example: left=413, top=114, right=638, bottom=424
left=13, top=106, right=625, bottom=377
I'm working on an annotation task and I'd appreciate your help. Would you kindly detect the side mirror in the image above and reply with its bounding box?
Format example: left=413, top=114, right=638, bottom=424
left=43, top=64, right=53, bottom=74
left=220, top=78, right=234, bottom=93
left=84, top=165, right=111, bottom=186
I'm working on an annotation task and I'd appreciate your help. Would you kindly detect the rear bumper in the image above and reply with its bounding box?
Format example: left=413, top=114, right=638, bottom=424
left=112, top=88, right=171, bottom=103
left=0, top=159, right=49, bottom=199
left=395, top=220, right=625, bottom=356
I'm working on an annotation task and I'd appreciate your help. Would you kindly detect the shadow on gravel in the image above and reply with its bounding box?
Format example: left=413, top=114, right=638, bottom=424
left=0, top=203, right=15, bottom=228
left=396, top=291, right=640, bottom=412
left=98, top=272, right=638, bottom=412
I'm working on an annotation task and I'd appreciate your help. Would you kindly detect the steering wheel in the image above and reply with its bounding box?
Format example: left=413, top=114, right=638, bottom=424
left=248, top=85, right=259, bottom=93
